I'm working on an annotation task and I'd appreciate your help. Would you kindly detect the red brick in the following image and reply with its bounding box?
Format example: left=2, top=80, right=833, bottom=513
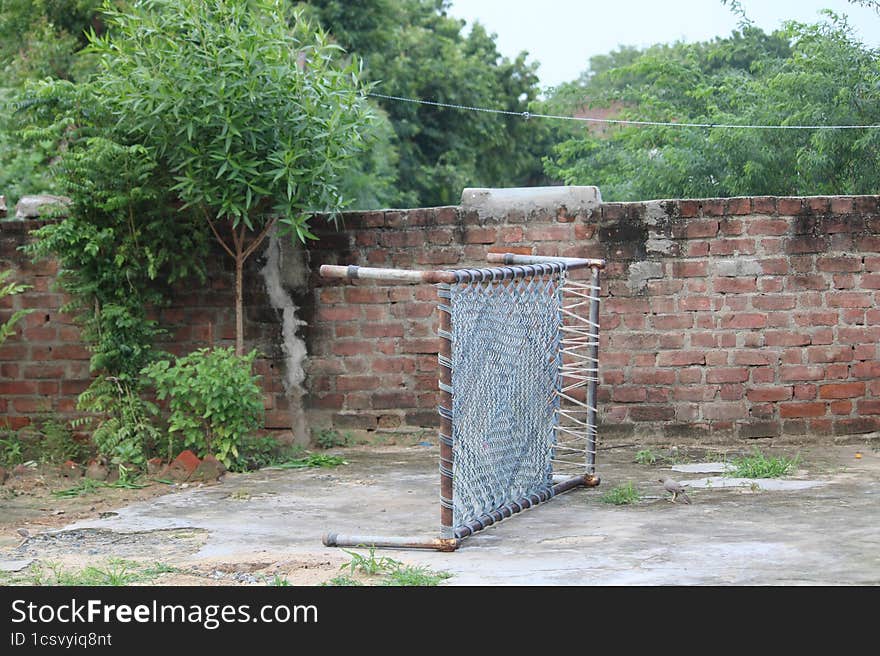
left=780, top=402, right=826, bottom=418
left=630, top=406, right=675, bottom=422
left=630, top=369, right=676, bottom=384
left=709, top=238, right=756, bottom=255
left=806, top=346, right=852, bottom=363
left=818, top=382, right=865, bottom=399
left=726, top=197, right=751, bottom=215
left=839, top=327, right=880, bottom=343
left=780, top=366, right=825, bottom=381
left=604, top=298, right=650, bottom=314
left=852, top=361, right=880, bottom=378
left=856, top=400, right=880, bottom=415
left=336, top=376, right=382, bottom=392
left=656, top=351, right=706, bottom=366
left=672, top=220, right=718, bottom=239
left=678, top=296, right=711, bottom=311
left=651, top=315, right=693, bottom=330
left=764, top=331, right=811, bottom=347
left=372, top=392, right=418, bottom=409
left=777, top=198, right=804, bottom=215
left=463, top=227, right=497, bottom=244
left=786, top=236, right=827, bottom=254
left=714, top=278, right=757, bottom=294
left=751, top=295, right=796, bottom=310
left=732, top=351, right=772, bottom=366
left=830, top=400, right=852, bottom=415
left=817, top=257, right=862, bottom=272
left=826, top=292, right=873, bottom=308
left=612, top=387, right=647, bottom=403
left=524, top=225, right=571, bottom=241
left=719, top=313, right=767, bottom=329
left=747, top=219, right=789, bottom=236
left=702, top=402, right=748, bottom=420
left=747, top=387, right=793, bottom=402
left=332, top=341, right=375, bottom=356
left=706, top=368, right=749, bottom=383
left=834, top=417, right=880, bottom=434
left=793, top=311, right=838, bottom=327
left=670, top=261, right=707, bottom=278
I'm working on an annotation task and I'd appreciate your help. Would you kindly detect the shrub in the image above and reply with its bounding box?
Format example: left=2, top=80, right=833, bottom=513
left=141, top=347, right=264, bottom=470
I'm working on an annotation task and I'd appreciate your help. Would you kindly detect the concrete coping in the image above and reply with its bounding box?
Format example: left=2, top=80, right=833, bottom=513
left=461, top=185, right=601, bottom=218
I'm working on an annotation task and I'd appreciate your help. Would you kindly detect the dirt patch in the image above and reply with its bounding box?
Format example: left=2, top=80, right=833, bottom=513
left=0, top=463, right=206, bottom=552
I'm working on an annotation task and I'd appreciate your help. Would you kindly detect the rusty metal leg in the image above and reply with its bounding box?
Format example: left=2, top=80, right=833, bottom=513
left=437, top=283, right=455, bottom=539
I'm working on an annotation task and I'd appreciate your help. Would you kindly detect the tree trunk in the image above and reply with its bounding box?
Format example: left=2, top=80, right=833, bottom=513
left=234, top=249, right=244, bottom=357
left=206, top=214, right=277, bottom=357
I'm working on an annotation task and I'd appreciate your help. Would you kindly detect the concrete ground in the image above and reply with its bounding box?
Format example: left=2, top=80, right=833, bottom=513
left=4, top=442, right=879, bottom=585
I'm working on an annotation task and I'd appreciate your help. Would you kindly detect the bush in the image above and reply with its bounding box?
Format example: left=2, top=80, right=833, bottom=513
left=141, top=347, right=264, bottom=470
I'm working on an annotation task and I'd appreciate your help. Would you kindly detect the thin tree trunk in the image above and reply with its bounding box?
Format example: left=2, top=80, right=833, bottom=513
left=206, top=213, right=277, bottom=357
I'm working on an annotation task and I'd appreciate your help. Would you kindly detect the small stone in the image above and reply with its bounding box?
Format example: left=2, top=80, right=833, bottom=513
left=190, top=454, right=226, bottom=482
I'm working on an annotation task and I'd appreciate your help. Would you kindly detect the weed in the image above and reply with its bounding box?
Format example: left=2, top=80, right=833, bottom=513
left=599, top=482, right=641, bottom=505
left=313, top=428, right=351, bottom=449
left=635, top=449, right=658, bottom=465
left=15, top=560, right=176, bottom=586
left=321, top=575, right=362, bottom=587
left=340, top=547, right=401, bottom=576
left=727, top=449, right=800, bottom=478
left=51, top=478, right=106, bottom=498
left=271, top=453, right=347, bottom=469
left=0, top=431, right=23, bottom=467
left=33, top=417, right=87, bottom=465
left=266, top=574, right=291, bottom=586
left=382, top=566, right=451, bottom=587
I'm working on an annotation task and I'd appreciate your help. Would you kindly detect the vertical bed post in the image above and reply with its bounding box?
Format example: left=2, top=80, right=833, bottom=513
left=585, top=264, right=602, bottom=475
left=437, top=281, right=455, bottom=538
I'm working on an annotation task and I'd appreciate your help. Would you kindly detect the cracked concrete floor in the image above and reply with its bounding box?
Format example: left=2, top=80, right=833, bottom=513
left=3, top=443, right=879, bottom=585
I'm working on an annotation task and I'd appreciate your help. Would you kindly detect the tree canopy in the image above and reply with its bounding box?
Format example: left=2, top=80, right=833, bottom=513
left=543, top=14, right=880, bottom=201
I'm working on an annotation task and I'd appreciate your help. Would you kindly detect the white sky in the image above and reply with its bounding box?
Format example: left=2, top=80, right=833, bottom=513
left=447, top=0, right=880, bottom=90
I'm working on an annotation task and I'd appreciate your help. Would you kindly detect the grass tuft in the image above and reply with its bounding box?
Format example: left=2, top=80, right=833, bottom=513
left=598, top=481, right=641, bottom=505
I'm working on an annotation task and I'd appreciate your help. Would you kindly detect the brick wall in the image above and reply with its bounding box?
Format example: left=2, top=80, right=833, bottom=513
left=0, top=217, right=290, bottom=433
left=304, top=195, right=880, bottom=443
left=4, top=192, right=880, bottom=444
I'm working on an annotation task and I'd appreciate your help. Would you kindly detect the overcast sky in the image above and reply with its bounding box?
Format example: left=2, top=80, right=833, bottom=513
left=446, top=0, right=880, bottom=90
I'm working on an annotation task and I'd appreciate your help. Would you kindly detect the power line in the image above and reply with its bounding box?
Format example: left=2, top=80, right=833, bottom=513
left=367, top=92, right=880, bottom=130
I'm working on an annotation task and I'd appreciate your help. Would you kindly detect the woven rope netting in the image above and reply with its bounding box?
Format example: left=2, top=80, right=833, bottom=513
left=442, top=270, right=565, bottom=527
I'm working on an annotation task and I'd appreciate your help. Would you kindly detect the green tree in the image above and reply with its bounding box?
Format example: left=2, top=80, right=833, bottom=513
left=544, top=16, right=880, bottom=200
left=299, top=0, right=554, bottom=208
left=87, top=0, right=373, bottom=355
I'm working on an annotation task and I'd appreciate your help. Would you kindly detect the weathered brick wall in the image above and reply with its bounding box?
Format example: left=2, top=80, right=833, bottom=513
left=304, top=195, right=880, bottom=443
left=4, top=192, right=880, bottom=444
left=0, top=217, right=290, bottom=433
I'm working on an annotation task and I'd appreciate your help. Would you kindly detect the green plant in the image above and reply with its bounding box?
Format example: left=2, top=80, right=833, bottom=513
left=635, top=449, right=658, bottom=465
left=599, top=482, right=641, bottom=505
left=235, top=434, right=305, bottom=471
left=0, top=431, right=24, bottom=467
left=0, top=269, right=33, bottom=346
left=32, top=417, right=87, bottom=465
left=320, top=575, right=362, bottom=587
left=382, top=566, right=452, bottom=587
left=141, top=347, right=264, bottom=470
left=340, top=547, right=402, bottom=577
left=266, top=574, right=291, bottom=586
left=313, top=428, right=351, bottom=449
left=51, top=477, right=106, bottom=498
left=87, top=0, right=373, bottom=355
left=271, top=453, right=347, bottom=470
left=76, top=375, right=161, bottom=467
left=727, top=449, right=800, bottom=478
